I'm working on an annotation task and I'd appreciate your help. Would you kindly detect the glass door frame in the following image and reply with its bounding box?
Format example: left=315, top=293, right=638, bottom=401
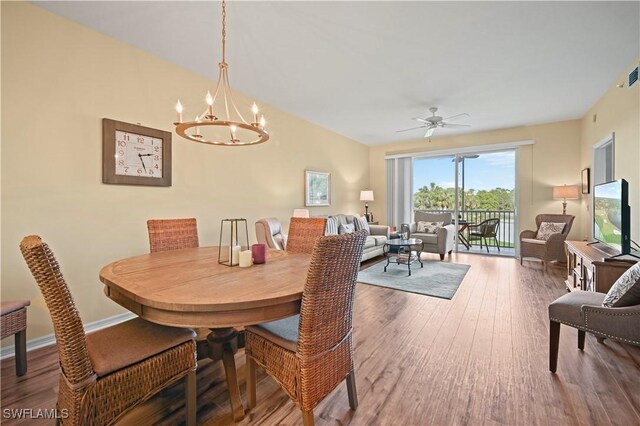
left=413, top=147, right=519, bottom=255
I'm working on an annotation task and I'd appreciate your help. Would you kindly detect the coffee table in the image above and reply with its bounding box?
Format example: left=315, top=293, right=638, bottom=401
left=383, top=238, right=424, bottom=276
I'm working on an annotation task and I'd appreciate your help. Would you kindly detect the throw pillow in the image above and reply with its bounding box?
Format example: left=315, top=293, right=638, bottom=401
left=602, top=262, right=640, bottom=307
left=417, top=221, right=443, bottom=234
left=339, top=223, right=355, bottom=234
left=325, top=216, right=339, bottom=235
left=354, top=215, right=370, bottom=235
left=536, top=222, right=566, bottom=241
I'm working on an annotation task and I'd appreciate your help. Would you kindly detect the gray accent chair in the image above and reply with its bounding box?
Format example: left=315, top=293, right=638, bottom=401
left=255, top=217, right=287, bottom=250
left=548, top=291, right=640, bottom=373
left=520, top=214, right=574, bottom=266
left=410, top=212, right=455, bottom=260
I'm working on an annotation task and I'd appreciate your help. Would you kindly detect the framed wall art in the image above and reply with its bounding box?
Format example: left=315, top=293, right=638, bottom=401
left=581, top=167, right=590, bottom=194
left=305, top=170, right=331, bottom=206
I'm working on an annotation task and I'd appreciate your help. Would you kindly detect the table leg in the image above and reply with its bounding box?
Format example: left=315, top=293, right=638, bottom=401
left=208, top=328, right=245, bottom=422
left=458, top=232, right=470, bottom=250
left=383, top=244, right=391, bottom=272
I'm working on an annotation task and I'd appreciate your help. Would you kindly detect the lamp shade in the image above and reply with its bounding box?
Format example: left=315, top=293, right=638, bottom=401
left=360, top=190, right=374, bottom=202
left=553, top=185, right=580, bottom=200
left=292, top=209, right=310, bottom=218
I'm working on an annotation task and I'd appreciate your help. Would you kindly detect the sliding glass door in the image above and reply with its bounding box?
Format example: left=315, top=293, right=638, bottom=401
left=413, top=149, right=516, bottom=255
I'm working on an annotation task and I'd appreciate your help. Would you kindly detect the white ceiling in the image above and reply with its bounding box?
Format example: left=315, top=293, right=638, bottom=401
left=32, top=1, right=640, bottom=146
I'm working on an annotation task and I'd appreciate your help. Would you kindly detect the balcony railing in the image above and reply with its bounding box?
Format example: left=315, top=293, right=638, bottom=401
left=415, top=209, right=516, bottom=248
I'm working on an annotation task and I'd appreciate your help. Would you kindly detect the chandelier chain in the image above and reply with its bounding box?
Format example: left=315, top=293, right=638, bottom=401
left=221, top=0, right=227, bottom=64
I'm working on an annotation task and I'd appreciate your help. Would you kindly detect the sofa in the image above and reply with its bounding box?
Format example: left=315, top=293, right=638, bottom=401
left=328, top=214, right=390, bottom=262
left=255, top=214, right=389, bottom=262
left=410, top=211, right=456, bottom=260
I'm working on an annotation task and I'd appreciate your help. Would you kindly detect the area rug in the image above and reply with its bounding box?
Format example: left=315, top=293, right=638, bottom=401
left=357, top=260, right=470, bottom=300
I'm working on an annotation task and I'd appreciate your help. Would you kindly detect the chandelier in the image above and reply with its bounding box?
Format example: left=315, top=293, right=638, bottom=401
left=173, top=0, right=269, bottom=146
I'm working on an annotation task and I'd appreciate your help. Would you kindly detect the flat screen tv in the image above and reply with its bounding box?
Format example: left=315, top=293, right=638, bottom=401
left=593, top=179, right=631, bottom=254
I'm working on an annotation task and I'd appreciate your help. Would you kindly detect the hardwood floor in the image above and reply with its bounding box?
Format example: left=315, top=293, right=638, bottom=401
left=2, top=253, right=639, bottom=425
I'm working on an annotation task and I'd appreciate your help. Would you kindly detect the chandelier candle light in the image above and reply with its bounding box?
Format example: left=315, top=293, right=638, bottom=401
left=173, top=0, right=268, bottom=146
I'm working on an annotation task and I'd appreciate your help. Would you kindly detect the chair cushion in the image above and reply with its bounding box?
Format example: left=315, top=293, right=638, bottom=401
left=602, top=262, right=640, bottom=307
left=521, top=238, right=546, bottom=245
left=371, top=235, right=387, bottom=246
left=548, top=291, right=605, bottom=327
left=354, top=216, right=370, bottom=235
left=1, top=300, right=30, bottom=316
left=536, top=222, right=566, bottom=241
left=363, top=237, right=376, bottom=250
left=246, top=314, right=299, bottom=352
left=86, top=318, right=196, bottom=377
left=412, top=233, right=438, bottom=245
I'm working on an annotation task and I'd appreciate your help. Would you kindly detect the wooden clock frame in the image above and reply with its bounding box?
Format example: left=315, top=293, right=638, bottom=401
left=102, top=118, right=172, bottom=187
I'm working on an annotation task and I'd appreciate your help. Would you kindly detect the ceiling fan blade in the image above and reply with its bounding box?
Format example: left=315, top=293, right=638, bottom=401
left=424, top=127, right=436, bottom=138
left=396, top=125, right=426, bottom=133
left=441, top=123, right=471, bottom=128
left=412, top=117, right=430, bottom=124
left=442, top=113, right=470, bottom=122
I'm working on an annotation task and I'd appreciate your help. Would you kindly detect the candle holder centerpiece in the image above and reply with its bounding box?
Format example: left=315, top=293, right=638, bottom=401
left=218, top=219, right=250, bottom=267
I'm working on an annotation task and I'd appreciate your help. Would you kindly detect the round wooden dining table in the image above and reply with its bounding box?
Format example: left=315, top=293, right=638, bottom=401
left=99, top=246, right=310, bottom=422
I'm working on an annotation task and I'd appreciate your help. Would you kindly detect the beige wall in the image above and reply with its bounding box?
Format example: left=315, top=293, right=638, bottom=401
left=369, top=120, right=584, bottom=240
left=579, top=58, right=640, bottom=242
left=1, top=3, right=369, bottom=342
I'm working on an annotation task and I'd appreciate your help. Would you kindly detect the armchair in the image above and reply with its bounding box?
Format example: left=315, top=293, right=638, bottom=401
left=411, top=211, right=455, bottom=260
left=255, top=217, right=287, bottom=250
left=520, top=214, right=574, bottom=266
left=548, top=291, right=640, bottom=373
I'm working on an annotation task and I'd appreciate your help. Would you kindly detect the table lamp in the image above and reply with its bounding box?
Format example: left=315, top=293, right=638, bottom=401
left=292, top=209, right=310, bottom=218
left=553, top=185, right=579, bottom=215
left=360, top=190, right=374, bottom=222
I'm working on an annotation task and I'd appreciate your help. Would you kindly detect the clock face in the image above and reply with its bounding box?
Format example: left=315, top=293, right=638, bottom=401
left=114, top=130, right=163, bottom=178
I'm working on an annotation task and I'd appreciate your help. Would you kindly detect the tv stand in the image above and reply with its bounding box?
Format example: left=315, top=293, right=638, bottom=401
left=565, top=241, right=638, bottom=293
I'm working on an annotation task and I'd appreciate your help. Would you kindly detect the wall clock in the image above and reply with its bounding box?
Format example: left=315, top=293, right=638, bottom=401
left=102, top=118, right=172, bottom=187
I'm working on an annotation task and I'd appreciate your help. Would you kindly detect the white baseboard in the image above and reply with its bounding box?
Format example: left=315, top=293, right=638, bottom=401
left=1, top=312, right=136, bottom=360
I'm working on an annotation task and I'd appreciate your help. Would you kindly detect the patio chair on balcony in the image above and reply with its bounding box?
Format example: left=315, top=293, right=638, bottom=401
left=467, top=218, right=500, bottom=253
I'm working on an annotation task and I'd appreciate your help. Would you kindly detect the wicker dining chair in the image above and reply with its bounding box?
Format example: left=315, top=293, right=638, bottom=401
left=245, top=231, right=367, bottom=426
left=1, top=299, right=30, bottom=376
left=147, top=218, right=215, bottom=358
left=19, top=236, right=197, bottom=426
left=285, top=217, right=327, bottom=254
left=147, top=218, right=199, bottom=253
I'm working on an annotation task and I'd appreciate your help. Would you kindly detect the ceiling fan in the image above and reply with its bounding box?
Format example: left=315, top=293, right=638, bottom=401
left=397, top=107, right=471, bottom=140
